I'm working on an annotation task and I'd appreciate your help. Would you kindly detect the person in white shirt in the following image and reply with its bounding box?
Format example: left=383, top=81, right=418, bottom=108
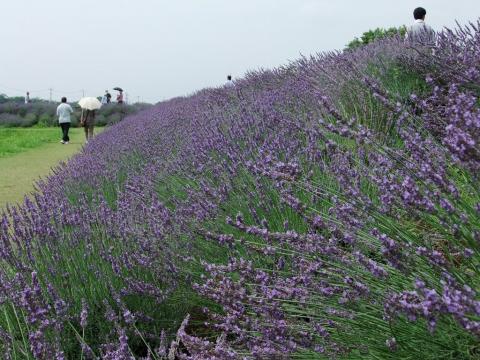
left=56, top=97, right=74, bottom=144
left=406, top=7, right=436, bottom=47
left=225, top=75, right=234, bottom=87
left=25, top=92, right=30, bottom=104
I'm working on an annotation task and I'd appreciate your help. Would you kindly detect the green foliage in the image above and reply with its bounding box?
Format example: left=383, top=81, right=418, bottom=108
left=347, top=26, right=407, bottom=50
left=0, top=128, right=61, bottom=156
left=23, top=113, right=38, bottom=127
left=95, top=114, right=107, bottom=126
left=107, top=112, right=122, bottom=125
left=330, top=58, right=427, bottom=141
left=37, top=113, right=54, bottom=127
left=0, top=94, right=25, bottom=104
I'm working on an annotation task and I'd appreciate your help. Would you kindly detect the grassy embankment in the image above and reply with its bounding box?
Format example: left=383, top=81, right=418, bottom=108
left=0, top=128, right=96, bottom=207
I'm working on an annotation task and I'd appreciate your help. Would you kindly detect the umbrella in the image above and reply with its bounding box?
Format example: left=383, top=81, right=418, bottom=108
left=78, top=97, right=102, bottom=110
left=113, top=87, right=123, bottom=92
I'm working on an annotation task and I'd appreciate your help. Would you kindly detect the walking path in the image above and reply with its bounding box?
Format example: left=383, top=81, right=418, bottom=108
left=0, top=129, right=86, bottom=209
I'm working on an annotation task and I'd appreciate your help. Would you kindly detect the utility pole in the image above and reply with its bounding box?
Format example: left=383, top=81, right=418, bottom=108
left=137, top=96, right=140, bottom=104
left=82, top=89, right=85, bottom=98
left=125, top=92, right=129, bottom=105
left=49, top=88, right=53, bottom=102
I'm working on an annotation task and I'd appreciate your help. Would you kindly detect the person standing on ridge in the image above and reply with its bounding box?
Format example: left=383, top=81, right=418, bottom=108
left=101, top=90, right=108, bottom=105
left=25, top=91, right=30, bottom=104
left=56, top=97, right=73, bottom=144
left=406, top=7, right=436, bottom=47
left=101, top=90, right=112, bottom=105
left=226, top=75, right=234, bottom=87
left=117, top=90, right=124, bottom=104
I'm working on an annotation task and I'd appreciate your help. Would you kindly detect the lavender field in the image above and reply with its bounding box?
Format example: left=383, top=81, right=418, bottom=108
left=1, top=21, right=479, bottom=359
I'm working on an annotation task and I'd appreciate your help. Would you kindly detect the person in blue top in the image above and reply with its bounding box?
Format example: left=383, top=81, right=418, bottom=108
left=101, top=90, right=112, bottom=105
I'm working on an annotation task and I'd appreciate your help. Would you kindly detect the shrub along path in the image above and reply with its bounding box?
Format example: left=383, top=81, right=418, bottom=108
left=0, top=128, right=88, bottom=208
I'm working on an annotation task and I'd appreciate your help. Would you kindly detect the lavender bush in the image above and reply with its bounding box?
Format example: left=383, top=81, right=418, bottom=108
left=0, top=20, right=479, bottom=359
left=0, top=102, right=152, bottom=128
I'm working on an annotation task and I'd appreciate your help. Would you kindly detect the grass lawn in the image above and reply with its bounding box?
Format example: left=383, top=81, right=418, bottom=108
left=0, top=127, right=69, bottom=157
left=0, top=127, right=103, bottom=208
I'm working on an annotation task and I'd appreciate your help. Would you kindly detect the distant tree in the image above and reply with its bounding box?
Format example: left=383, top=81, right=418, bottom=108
left=0, top=95, right=51, bottom=105
left=5, top=96, right=27, bottom=104
left=346, top=26, right=407, bottom=50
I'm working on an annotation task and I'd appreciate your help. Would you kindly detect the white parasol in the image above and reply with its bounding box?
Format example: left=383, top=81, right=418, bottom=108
left=78, top=97, right=102, bottom=110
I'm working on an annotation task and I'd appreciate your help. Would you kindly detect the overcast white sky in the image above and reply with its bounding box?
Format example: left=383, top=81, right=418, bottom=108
left=0, top=0, right=478, bottom=103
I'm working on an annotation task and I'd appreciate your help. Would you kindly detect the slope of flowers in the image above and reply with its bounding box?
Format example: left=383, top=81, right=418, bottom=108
left=0, top=21, right=479, bottom=359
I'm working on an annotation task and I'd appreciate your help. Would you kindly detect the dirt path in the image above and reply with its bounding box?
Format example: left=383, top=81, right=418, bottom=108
left=0, top=128, right=86, bottom=208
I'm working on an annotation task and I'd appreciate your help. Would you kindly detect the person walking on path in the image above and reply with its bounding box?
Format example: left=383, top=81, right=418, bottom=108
left=81, top=109, right=96, bottom=144
left=406, top=7, right=436, bottom=47
left=56, top=97, right=73, bottom=144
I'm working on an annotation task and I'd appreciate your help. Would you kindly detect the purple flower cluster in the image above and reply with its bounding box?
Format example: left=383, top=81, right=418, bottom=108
left=385, top=275, right=480, bottom=335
